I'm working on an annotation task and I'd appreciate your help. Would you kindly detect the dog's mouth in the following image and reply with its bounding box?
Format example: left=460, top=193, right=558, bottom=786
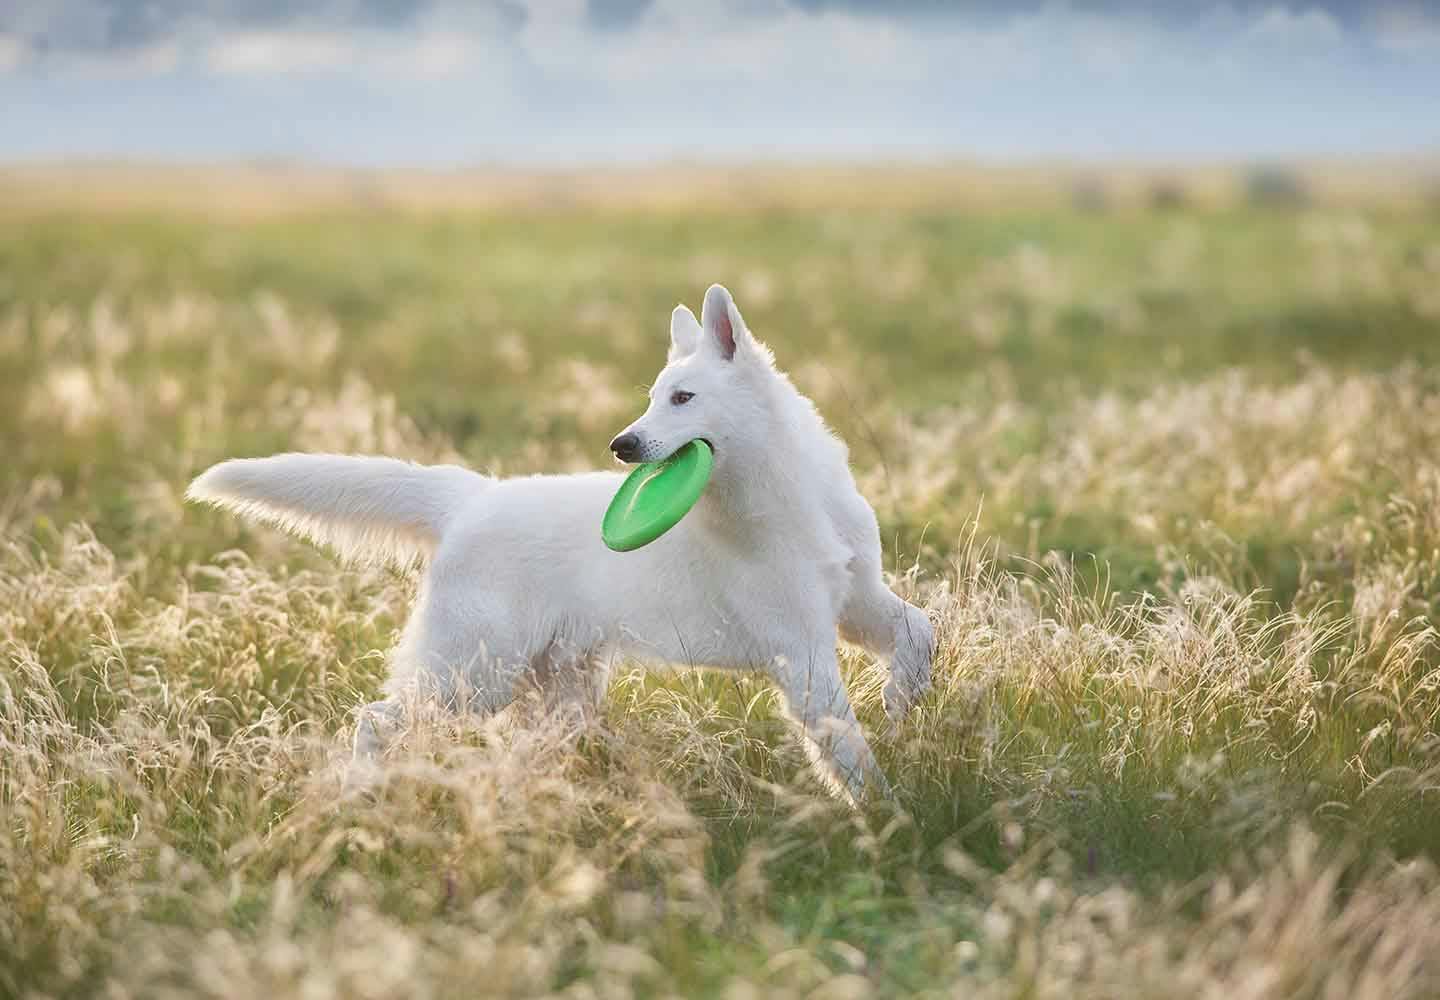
left=622, top=439, right=713, bottom=466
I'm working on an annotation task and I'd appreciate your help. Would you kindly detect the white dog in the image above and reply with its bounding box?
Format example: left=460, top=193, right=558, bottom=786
left=188, top=285, right=933, bottom=803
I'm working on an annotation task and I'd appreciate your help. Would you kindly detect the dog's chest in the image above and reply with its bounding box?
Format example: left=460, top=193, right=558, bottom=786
left=611, top=521, right=853, bottom=666
left=697, top=525, right=852, bottom=622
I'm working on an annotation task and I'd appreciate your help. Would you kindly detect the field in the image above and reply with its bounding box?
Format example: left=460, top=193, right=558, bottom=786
left=4, top=163, right=1440, bottom=998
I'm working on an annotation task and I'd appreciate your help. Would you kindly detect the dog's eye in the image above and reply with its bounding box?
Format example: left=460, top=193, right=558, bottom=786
left=670, top=390, right=694, bottom=406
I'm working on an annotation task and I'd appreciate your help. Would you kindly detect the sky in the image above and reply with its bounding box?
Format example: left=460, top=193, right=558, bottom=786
left=2, top=0, right=1438, bottom=165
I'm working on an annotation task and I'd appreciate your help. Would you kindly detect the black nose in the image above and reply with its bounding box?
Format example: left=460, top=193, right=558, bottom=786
left=609, top=432, right=641, bottom=461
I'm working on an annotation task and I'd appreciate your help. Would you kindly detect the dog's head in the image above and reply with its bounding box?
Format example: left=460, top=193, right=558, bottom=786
left=609, top=284, right=774, bottom=467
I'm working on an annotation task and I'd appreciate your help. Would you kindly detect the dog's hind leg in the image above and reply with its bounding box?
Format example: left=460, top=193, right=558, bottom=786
left=403, top=583, right=543, bottom=714
left=839, top=580, right=934, bottom=725
left=345, top=585, right=543, bottom=788
left=521, top=640, right=611, bottom=734
left=768, top=643, right=889, bottom=805
left=341, top=697, right=405, bottom=794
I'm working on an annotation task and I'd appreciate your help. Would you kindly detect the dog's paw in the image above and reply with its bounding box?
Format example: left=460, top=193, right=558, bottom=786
left=340, top=754, right=385, bottom=800
left=884, top=612, right=934, bottom=725
left=882, top=671, right=930, bottom=725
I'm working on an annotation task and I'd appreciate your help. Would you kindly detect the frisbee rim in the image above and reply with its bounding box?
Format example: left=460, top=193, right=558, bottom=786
left=601, top=439, right=713, bottom=552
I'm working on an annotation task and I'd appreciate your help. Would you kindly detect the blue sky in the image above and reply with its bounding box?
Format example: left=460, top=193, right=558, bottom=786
left=3, top=1, right=1438, bottom=165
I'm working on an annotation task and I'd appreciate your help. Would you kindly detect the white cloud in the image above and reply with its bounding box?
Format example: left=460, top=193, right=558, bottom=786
left=208, top=31, right=356, bottom=74
left=0, top=34, right=24, bottom=73
left=206, top=27, right=493, bottom=78
left=512, top=0, right=945, bottom=86
left=507, top=1, right=1337, bottom=100
left=1245, top=6, right=1343, bottom=47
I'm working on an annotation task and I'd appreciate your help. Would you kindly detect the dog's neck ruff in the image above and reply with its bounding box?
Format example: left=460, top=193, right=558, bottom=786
left=694, top=416, right=839, bottom=546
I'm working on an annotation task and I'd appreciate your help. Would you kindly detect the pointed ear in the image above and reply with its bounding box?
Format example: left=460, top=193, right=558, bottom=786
left=699, top=283, right=749, bottom=362
left=668, top=304, right=701, bottom=362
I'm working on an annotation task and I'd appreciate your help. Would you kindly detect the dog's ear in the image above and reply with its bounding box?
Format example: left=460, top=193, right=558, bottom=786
left=699, top=284, right=750, bottom=362
left=669, top=304, right=701, bottom=362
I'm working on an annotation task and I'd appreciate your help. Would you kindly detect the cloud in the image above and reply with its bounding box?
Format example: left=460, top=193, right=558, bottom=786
left=509, top=0, right=950, bottom=91
left=3, top=0, right=198, bottom=55
left=0, top=1, right=1386, bottom=91
left=0, top=34, right=24, bottom=72
left=207, top=30, right=355, bottom=74
left=206, top=27, right=496, bottom=77
left=1373, top=1, right=1440, bottom=54
left=1, top=0, right=1436, bottom=163
left=586, top=0, right=654, bottom=32
left=0, top=0, right=1388, bottom=63
left=0, top=1, right=510, bottom=56
left=1245, top=6, right=1343, bottom=46
left=0, top=0, right=525, bottom=78
left=0, top=27, right=179, bottom=77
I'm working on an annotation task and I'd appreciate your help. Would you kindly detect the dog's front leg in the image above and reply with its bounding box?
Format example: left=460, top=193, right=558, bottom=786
left=768, top=643, right=889, bottom=805
left=520, top=641, right=610, bottom=736
left=839, top=585, right=934, bottom=725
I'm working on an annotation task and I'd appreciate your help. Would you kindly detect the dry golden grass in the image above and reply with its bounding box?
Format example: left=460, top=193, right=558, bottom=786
left=3, top=165, right=1440, bottom=996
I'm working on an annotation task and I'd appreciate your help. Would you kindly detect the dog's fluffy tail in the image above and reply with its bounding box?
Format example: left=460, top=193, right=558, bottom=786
left=187, top=453, right=488, bottom=567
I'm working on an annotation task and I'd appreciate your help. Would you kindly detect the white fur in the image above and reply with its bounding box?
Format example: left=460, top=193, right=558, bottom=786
left=187, top=284, right=933, bottom=804
left=188, top=454, right=485, bottom=569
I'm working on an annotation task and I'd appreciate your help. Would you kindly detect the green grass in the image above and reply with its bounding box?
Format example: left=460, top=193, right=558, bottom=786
left=4, top=176, right=1440, bottom=998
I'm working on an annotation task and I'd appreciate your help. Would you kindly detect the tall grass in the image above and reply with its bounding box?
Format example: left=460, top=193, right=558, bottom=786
left=3, top=169, right=1440, bottom=996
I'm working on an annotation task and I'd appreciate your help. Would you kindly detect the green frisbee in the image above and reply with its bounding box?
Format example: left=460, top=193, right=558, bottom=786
left=602, top=439, right=713, bottom=552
